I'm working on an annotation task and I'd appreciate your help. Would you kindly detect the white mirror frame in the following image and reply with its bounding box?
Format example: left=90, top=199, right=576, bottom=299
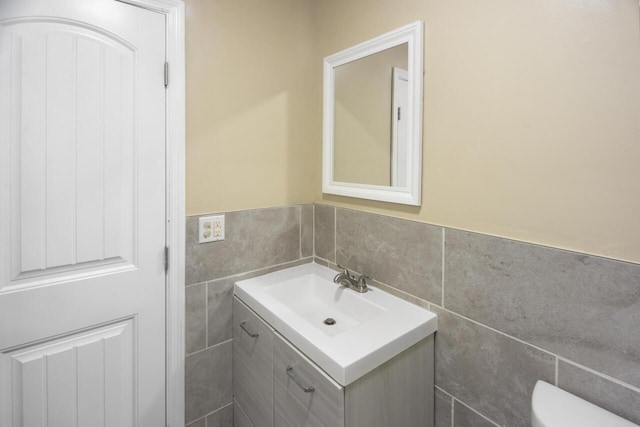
left=322, top=21, right=424, bottom=206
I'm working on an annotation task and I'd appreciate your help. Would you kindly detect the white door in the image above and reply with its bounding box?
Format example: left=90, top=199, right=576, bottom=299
left=0, top=0, right=167, bottom=425
left=391, top=67, right=408, bottom=187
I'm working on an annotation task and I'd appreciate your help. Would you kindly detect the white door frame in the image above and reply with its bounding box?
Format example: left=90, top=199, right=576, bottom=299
left=117, top=0, right=185, bottom=426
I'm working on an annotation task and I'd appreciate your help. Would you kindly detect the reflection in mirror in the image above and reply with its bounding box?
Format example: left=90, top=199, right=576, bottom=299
left=333, top=44, right=408, bottom=186
left=322, top=21, right=423, bottom=206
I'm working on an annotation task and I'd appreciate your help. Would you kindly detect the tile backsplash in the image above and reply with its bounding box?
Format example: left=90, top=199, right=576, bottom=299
left=315, top=204, right=640, bottom=427
left=185, top=203, right=640, bottom=426
left=444, top=229, right=640, bottom=388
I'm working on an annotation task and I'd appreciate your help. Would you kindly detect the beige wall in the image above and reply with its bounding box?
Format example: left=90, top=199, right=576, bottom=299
left=315, top=0, right=640, bottom=263
left=334, top=45, right=407, bottom=185
left=186, top=0, right=315, bottom=215
left=186, top=0, right=640, bottom=263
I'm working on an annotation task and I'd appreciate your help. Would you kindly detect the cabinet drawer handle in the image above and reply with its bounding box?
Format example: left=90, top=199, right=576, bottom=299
left=286, top=366, right=315, bottom=393
left=240, top=321, right=259, bottom=338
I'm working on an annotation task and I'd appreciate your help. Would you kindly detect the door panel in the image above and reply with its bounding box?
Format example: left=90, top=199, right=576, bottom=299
left=5, top=21, right=135, bottom=283
left=0, top=1, right=166, bottom=425
left=2, top=319, right=134, bottom=427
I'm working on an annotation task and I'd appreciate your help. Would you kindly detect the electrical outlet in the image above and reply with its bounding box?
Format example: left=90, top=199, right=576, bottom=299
left=199, top=214, right=225, bottom=243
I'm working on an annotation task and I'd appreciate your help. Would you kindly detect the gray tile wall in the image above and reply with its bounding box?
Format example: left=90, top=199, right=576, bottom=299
left=444, top=229, right=640, bottom=388
left=313, top=203, right=640, bottom=426
left=335, top=208, right=443, bottom=302
left=185, top=205, right=314, bottom=426
left=186, top=202, right=639, bottom=426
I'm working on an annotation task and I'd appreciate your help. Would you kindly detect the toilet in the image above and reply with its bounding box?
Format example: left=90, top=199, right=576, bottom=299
left=531, top=380, right=638, bottom=427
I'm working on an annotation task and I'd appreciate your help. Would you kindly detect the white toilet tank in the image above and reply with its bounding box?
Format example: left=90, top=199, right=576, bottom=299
left=531, top=381, right=638, bottom=427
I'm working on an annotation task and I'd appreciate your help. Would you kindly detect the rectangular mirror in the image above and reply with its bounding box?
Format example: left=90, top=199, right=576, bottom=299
left=323, top=21, right=424, bottom=206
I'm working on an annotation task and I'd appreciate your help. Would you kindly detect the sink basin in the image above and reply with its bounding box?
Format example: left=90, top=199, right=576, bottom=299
left=234, top=262, right=437, bottom=386
left=262, top=273, right=388, bottom=337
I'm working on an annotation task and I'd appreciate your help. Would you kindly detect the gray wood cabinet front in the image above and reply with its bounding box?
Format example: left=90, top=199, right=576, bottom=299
left=232, top=296, right=434, bottom=427
left=233, top=298, right=274, bottom=427
left=273, top=333, right=345, bottom=427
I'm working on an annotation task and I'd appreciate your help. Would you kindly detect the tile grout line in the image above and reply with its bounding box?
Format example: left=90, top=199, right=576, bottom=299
left=313, top=255, right=335, bottom=267
left=185, top=279, right=208, bottom=289
left=333, top=206, right=337, bottom=263
left=187, top=401, right=234, bottom=427
left=209, top=401, right=234, bottom=425
left=430, top=303, right=558, bottom=358
left=186, top=414, right=206, bottom=427
left=452, top=396, right=501, bottom=427
left=204, top=282, right=209, bottom=349
left=312, top=203, right=316, bottom=256
left=558, top=356, right=640, bottom=393
left=186, top=338, right=232, bottom=358
left=372, top=279, right=432, bottom=307
left=441, top=227, right=445, bottom=307
left=196, top=257, right=314, bottom=286
left=435, top=384, right=453, bottom=397
left=451, top=396, right=454, bottom=427
left=298, top=205, right=302, bottom=260
left=434, top=386, right=482, bottom=427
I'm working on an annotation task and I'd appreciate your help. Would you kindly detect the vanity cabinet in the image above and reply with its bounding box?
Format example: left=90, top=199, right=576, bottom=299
left=233, top=297, right=434, bottom=427
left=233, top=297, right=275, bottom=427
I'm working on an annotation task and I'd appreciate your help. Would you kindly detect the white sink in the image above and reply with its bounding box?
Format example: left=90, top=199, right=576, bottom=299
left=261, top=273, right=388, bottom=337
left=234, top=262, right=437, bottom=386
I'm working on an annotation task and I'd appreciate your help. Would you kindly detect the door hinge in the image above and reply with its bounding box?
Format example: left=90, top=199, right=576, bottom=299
left=164, top=62, right=169, bottom=88
left=397, top=107, right=401, bottom=121
left=164, top=246, right=169, bottom=273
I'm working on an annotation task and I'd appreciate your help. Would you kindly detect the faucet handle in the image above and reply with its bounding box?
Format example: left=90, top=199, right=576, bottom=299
left=358, top=275, right=370, bottom=287
left=337, top=264, right=352, bottom=278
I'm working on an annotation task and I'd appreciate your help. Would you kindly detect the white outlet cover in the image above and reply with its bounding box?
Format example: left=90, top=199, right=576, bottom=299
left=199, top=214, right=225, bottom=243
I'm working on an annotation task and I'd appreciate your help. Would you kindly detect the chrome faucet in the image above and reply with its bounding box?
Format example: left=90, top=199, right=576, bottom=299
left=333, top=265, right=369, bottom=293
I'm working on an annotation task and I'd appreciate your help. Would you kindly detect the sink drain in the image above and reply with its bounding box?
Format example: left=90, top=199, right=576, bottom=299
left=323, top=318, right=336, bottom=326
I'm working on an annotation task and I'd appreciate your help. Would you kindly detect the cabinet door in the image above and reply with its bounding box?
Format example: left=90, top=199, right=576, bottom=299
left=233, top=297, right=274, bottom=427
left=273, top=333, right=344, bottom=427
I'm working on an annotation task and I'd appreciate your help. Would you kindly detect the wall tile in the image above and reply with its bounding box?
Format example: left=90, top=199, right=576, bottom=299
left=336, top=208, right=443, bottom=302
left=371, top=278, right=430, bottom=310
left=432, top=306, right=555, bottom=427
left=558, top=361, right=640, bottom=424
left=453, top=400, right=497, bottom=427
left=204, top=258, right=311, bottom=347
left=444, top=229, right=640, bottom=387
left=314, top=204, right=335, bottom=261
left=301, top=204, right=313, bottom=258
left=207, top=280, right=234, bottom=347
left=207, top=403, right=234, bottom=427
left=186, top=283, right=207, bottom=354
left=186, top=207, right=301, bottom=285
left=185, top=341, right=233, bottom=423
left=435, top=388, right=453, bottom=427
